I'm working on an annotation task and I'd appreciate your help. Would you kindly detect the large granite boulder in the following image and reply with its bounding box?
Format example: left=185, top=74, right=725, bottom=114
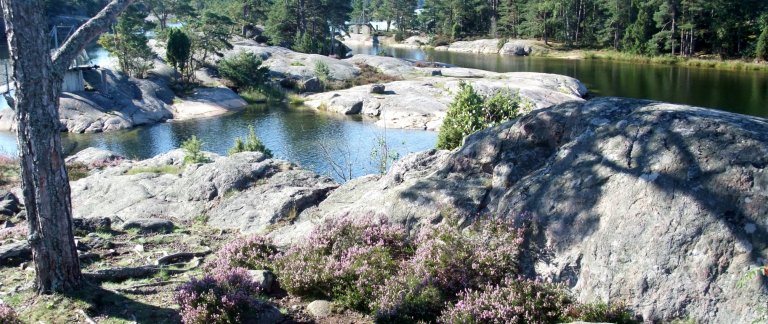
left=435, top=38, right=546, bottom=56
left=225, top=40, right=360, bottom=82
left=273, top=97, right=768, bottom=323
left=303, top=72, right=587, bottom=130
left=0, top=69, right=175, bottom=134
left=70, top=150, right=338, bottom=234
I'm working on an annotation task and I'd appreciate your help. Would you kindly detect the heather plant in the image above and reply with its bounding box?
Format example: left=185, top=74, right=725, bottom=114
left=373, top=217, right=526, bottom=322
left=564, top=302, right=637, bottom=323
left=207, top=234, right=278, bottom=272
left=175, top=267, right=270, bottom=324
left=439, top=278, right=571, bottom=324
left=0, top=303, right=21, bottom=324
left=0, top=226, right=27, bottom=241
left=274, top=216, right=412, bottom=312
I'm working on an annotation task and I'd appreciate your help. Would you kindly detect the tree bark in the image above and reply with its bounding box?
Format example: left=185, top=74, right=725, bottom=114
left=1, top=0, right=134, bottom=294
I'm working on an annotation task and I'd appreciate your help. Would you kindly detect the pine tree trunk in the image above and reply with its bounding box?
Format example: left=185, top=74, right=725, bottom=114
left=2, top=0, right=134, bottom=294
left=1, top=0, right=81, bottom=293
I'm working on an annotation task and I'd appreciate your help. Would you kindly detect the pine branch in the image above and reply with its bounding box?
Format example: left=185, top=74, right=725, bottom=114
left=51, top=0, right=136, bottom=73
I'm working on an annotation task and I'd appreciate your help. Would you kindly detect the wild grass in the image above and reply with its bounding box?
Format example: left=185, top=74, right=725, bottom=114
left=581, top=50, right=768, bottom=71
left=125, top=165, right=182, bottom=176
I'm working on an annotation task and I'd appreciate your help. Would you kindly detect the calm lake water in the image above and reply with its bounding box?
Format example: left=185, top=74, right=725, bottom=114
left=350, top=44, right=768, bottom=117
left=0, top=105, right=436, bottom=181
left=0, top=44, right=766, bottom=181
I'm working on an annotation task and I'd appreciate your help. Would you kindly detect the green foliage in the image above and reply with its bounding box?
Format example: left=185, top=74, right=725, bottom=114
left=165, top=28, right=191, bottom=82
left=757, top=15, right=768, bottom=61
left=125, top=165, right=183, bottom=175
left=228, top=125, right=273, bottom=158
left=98, top=4, right=155, bottom=78
left=181, top=136, right=210, bottom=165
left=217, top=52, right=270, bottom=90
left=264, top=0, right=351, bottom=54
left=437, top=83, right=526, bottom=150
left=370, top=136, right=400, bottom=175
left=314, top=61, right=331, bottom=81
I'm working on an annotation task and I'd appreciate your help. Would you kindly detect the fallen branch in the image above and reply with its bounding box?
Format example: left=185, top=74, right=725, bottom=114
left=115, top=280, right=187, bottom=293
left=155, top=248, right=211, bottom=266
left=84, top=261, right=199, bottom=283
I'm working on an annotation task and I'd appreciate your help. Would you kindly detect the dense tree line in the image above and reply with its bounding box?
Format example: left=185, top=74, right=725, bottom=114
left=419, top=0, right=768, bottom=59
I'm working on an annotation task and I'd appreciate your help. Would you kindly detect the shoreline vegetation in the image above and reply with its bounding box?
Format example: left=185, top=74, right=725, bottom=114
left=346, top=35, right=768, bottom=72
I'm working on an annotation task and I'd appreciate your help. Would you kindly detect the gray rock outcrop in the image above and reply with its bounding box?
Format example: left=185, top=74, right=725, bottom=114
left=0, top=69, right=174, bottom=134
left=225, top=41, right=360, bottom=82
left=70, top=150, right=338, bottom=234
left=304, top=72, right=587, bottom=130
left=273, top=97, right=768, bottom=323
left=435, top=39, right=546, bottom=56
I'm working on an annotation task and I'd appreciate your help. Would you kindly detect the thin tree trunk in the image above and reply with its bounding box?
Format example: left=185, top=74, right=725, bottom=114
left=1, top=0, right=134, bottom=294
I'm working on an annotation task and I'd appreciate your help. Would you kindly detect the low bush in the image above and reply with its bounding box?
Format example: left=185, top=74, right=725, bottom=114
left=0, top=225, right=27, bottom=241
left=274, top=216, right=412, bottom=313
left=181, top=136, right=210, bottom=165
left=218, top=52, right=270, bottom=91
left=565, top=302, right=637, bottom=323
left=437, top=83, right=530, bottom=150
left=0, top=303, right=22, bottom=324
left=207, top=234, right=278, bottom=272
left=439, top=278, right=571, bottom=324
left=66, top=162, right=91, bottom=181
left=175, top=267, right=272, bottom=324
left=228, top=126, right=273, bottom=158
left=373, top=218, right=525, bottom=322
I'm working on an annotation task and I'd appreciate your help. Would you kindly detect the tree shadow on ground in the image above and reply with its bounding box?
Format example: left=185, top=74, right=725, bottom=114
left=67, top=282, right=180, bottom=323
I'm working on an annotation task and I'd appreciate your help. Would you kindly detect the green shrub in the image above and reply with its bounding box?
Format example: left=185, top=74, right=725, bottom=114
left=437, top=83, right=527, bottom=150
left=228, top=126, right=273, bottom=158
left=757, top=15, right=768, bottom=62
left=181, top=136, right=210, bottom=165
left=66, top=162, right=91, bottom=181
left=218, top=52, right=270, bottom=90
left=314, top=61, right=331, bottom=81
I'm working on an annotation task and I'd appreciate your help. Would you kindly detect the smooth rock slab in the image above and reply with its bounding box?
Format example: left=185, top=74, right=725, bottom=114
left=0, top=241, right=31, bottom=266
left=0, top=192, right=20, bottom=217
left=120, top=218, right=175, bottom=234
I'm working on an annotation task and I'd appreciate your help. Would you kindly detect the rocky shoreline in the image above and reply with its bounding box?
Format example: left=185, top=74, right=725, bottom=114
left=37, top=96, right=766, bottom=323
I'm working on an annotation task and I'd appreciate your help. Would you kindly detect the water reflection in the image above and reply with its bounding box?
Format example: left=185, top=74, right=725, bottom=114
left=0, top=104, right=437, bottom=182
left=348, top=44, right=768, bottom=117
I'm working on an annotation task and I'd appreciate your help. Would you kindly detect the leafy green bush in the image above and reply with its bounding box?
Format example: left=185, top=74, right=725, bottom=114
left=314, top=61, right=331, bottom=81
left=437, top=83, right=528, bottom=150
left=181, top=136, right=210, bottom=165
left=166, top=28, right=191, bottom=82
left=757, top=15, right=768, bottom=61
left=228, top=126, right=273, bottom=158
left=218, top=52, right=270, bottom=91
